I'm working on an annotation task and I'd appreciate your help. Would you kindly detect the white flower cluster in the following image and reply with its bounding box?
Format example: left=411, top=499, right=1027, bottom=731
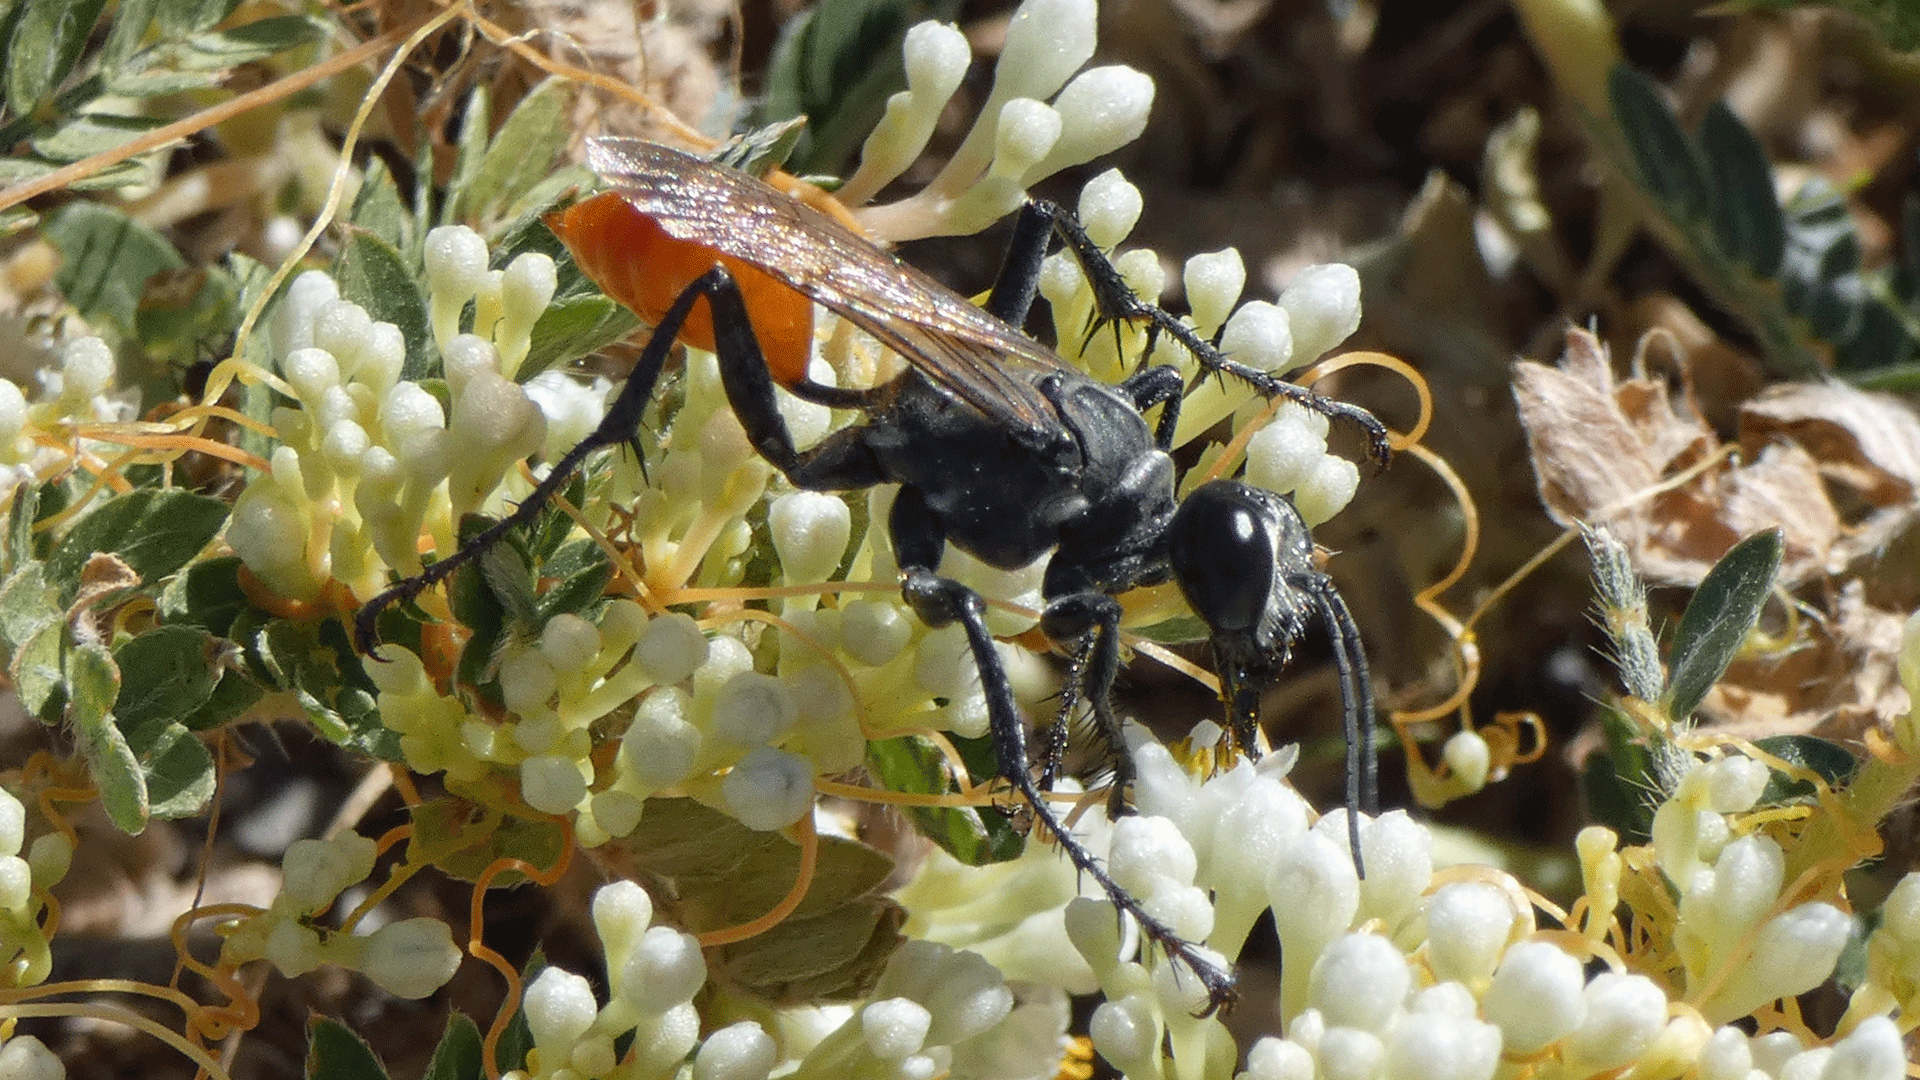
left=896, top=731, right=1904, bottom=1080
left=514, top=883, right=1063, bottom=1080
left=0, top=783, right=69, bottom=991
left=226, top=230, right=576, bottom=603
left=219, top=831, right=461, bottom=999
left=0, top=335, right=138, bottom=490
left=1032, top=169, right=1365, bottom=526
left=842, top=0, right=1155, bottom=241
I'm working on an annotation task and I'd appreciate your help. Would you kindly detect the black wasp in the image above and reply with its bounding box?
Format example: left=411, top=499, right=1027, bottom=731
left=355, top=138, right=1390, bottom=1010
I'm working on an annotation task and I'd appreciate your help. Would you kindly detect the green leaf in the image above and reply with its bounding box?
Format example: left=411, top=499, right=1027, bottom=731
left=0, top=154, right=149, bottom=190
left=410, top=798, right=568, bottom=885
left=129, top=715, right=215, bottom=819
left=454, top=77, right=571, bottom=229
left=171, top=15, right=324, bottom=70
left=0, top=562, right=64, bottom=719
left=1699, top=101, right=1785, bottom=278
left=866, top=735, right=1023, bottom=864
left=1662, top=528, right=1784, bottom=723
left=441, top=82, right=492, bottom=228
left=1751, top=734, right=1859, bottom=804
left=760, top=0, right=945, bottom=172
left=112, top=626, right=221, bottom=733
left=1608, top=65, right=1713, bottom=224
left=30, top=112, right=170, bottom=162
left=180, top=665, right=263, bottom=732
left=98, top=0, right=160, bottom=70
left=69, top=641, right=146, bottom=833
left=4, top=0, right=110, bottom=115
left=158, top=556, right=250, bottom=637
left=422, top=1013, right=485, bottom=1080
left=307, top=1016, right=392, bottom=1080
left=349, top=156, right=411, bottom=252
left=517, top=295, right=640, bottom=382
left=533, top=540, right=612, bottom=625
left=44, top=202, right=186, bottom=335
left=334, top=229, right=433, bottom=380
left=1580, top=707, right=1660, bottom=844
left=156, top=0, right=238, bottom=36
left=44, top=489, right=228, bottom=605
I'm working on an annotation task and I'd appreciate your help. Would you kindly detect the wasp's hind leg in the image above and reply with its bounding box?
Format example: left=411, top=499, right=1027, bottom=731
left=355, top=266, right=726, bottom=656
left=890, top=486, right=1237, bottom=1014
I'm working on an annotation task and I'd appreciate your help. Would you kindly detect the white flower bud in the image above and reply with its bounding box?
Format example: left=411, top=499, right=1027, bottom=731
left=1425, top=881, right=1517, bottom=988
left=770, top=492, right=852, bottom=586
left=1294, top=454, right=1360, bottom=527
left=693, top=1021, right=777, bottom=1080
left=1566, top=972, right=1666, bottom=1070
left=593, top=879, right=655, bottom=978
left=721, top=747, right=814, bottom=830
left=0, top=379, right=27, bottom=458
left=622, top=688, right=702, bottom=787
left=540, top=614, right=601, bottom=673
left=312, top=299, right=375, bottom=378
left=1184, top=249, right=1246, bottom=337
left=1697, top=1025, right=1752, bottom=1080
left=0, top=1034, right=63, bottom=1080
left=500, top=649, right=558, bottom=716
left=992, top=98, right=1062, bottom=179
left=1246, top=404, right=1327, bottom=496
left=1078, top=170, right=1143, bottom=251
left=1384, top=1012, right=1502, bottom=1080
left=1109, top=815, right=1197, bottom=894
left=282, top=832, right=377, bottom=910
left=1115, top=248, right=1164, bottom=310
left=1710, top=903, right=1849, bottom=1018
left=28, top=833, right=71, bottom=887
left=1219, top=301, right=1293, bottom=374
left=1278, top=264, right=1362, bottom=361
left=905, top=22, right=970, bottom=100
left=712, top=672, right=799, bottom=746
left=378, top=381, right=447, bottom=445
left=1239, top=1038, right=1314, bottom=1080
left=0, top=786, right=24, bottom=857
left=521, top=755, right=588, bottom=815
left=1703, top=754, right=1769, bottom=814
left=1481, top=940, right=1585, bottom=1053
left=622, top=926, right=707, bottom=1014
left=916, top=946, right=1014, bottom=1045
left=362, top=322, right=405, bottom=394
left=272, top=271, right=339, bottom=356
left=1751, top=1031, right=1805, bottom=1076
left=60, top=335, right=115, bottom=402
left=997, top=0, right=1096, bottom=103
left=1355, top=811, right=1432, bottom=931
left=0, top=856, right=32, bottom=912
left=263, top=920, right=323, bottom=976
left=1026, top=67, right=1155, bottom=182
left=283, top=347, right=341, bottom=406
left=839, top=601, right=913, bottom=667
left=1310, top=934, right=1409, bottom=1032
left=361, top=917, right=461, bottom=999
left=525, top=966, right=599, bottom=1051
left=1822, top=1016, right=1902, bottom=1080
left=426, top=225, right=491, bottom=346
left=635, top=613, right=710, bottom=684
left=1089, top=994, right=1159, bottom=1076
left=1441, top=731, right=1492, bottom=795
left=1317, top=1027, right=1384, bottom=1080
left=497, top=252, right=558, bottom=375
left=441, top=333, right=497, bottom=402
left=862, top=998, right=933, bottom=1060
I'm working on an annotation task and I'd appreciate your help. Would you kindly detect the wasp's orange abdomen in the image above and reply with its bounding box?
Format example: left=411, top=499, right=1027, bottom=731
left=552, top=192, right=815, bottom=385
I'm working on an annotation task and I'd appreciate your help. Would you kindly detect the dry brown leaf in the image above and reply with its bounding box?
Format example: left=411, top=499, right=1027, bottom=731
left=1701, top=582, right=1910, bottom=742
left=1513, top=327, right=1837, bottom=585
left=1739, top=382, right=1920, bottom=506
